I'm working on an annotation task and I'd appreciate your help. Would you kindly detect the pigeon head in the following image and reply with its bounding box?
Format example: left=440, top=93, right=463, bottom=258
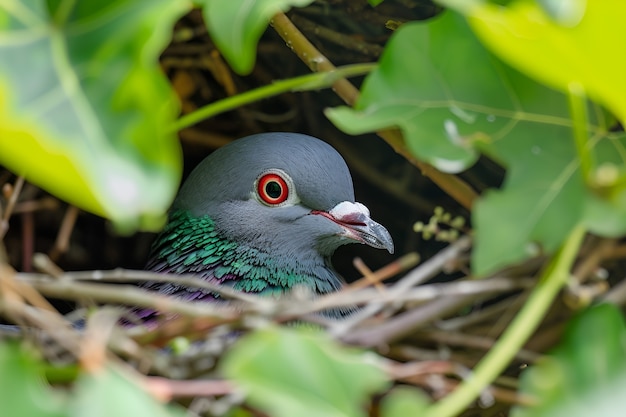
left=175, top=132, right=393, bottom=257
left=146, top=132, right=393, bottom=298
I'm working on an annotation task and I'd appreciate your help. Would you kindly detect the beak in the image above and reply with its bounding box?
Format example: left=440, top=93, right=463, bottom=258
left=312, top=201, right=394, bottom=254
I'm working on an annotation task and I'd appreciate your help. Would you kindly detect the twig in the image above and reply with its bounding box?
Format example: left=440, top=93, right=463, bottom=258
left=48, top=205, right=80, bottom=262
left=290, top=15, right=384, bottom=58
left=178, top=128, right=233, bottom=149
left=1, top=263, right=57, bottom=313
left=21, top=211, right=35, bottom=272
left=329, top=236, right=471, bottom=337
left=386, top=358, right=469, bottom=381
left=81, top=308, right=120, bottom=372
left=169, top=64, right=375, bottom=132
left=339, top=294, right=488, bottom=347
left=408, top=373, right=534, bottom=407
left=271, top=12, right=478, bottom=210
left=13, top=197, right=59, bottom=214
left=421, top=225, right=586, bottom=417
left=0, top=175, right=24, bottom=240
left=385, top=359, right=534, bottom=406
left=286, top=277, right=534, bottom=317
left=270, top=13, right=359, bottom=104
left=15, top=278, right=240, bottom=319
left=18, top=269, right=273, bottom=306
left=146, top=377, right=235, bottom=400
left=605, top=243, right=626, bottom=260
left=572, top=237, right=616, bottom=283
left=128, top=314, right=237, bottom=347
left=352, top=257, right=388, bottom=293
left=329, top=139, right=436, bottom=214
left=601, top=277, right=626, bottom=306
left=8, top=304, right=81, bottom=354
left=436, top=292, right=528, bottom=331
left=33, top=253, right=65, bottom=278
left=414, top=329, right=541, bottom=363
left=392, top=236, right=471, bottom=292
left=0, top=264, right=81, bottom=356
left=13, top=268, right=532, bottom=320
left=345, top=252, right=420, bottom=290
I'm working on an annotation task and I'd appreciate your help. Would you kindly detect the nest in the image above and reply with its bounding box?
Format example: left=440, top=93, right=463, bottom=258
left=2, top=2, right=626, bottom=416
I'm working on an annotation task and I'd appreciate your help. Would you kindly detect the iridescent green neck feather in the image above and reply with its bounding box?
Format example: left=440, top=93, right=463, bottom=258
left=146, top=210, right=343, bottom=299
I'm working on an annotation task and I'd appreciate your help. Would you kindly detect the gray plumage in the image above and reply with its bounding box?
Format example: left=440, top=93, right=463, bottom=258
left=145, top=133, right=393, bottom=305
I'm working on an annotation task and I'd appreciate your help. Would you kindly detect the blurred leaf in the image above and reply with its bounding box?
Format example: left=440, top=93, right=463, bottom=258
left=0, top=341, right=67, bottom=417
left=221, top=326, right=388, bottom=417
left=0, top=0, right=186, bottom=229
left=326, top=11, right=626, bottom=275
left=0, top=341, right=186, bottom=417
left=327, top=13, right=482, bottom=173
left=512, top=303, right=626, bottom=417
left=69, top=365, right=187, bottom=417
left=380, top=386, right=430, bottom=417
left=460, top=0, right=626, bottom=124
left=199, top=0, right=313, bottom=74
left=224, top=407, right=256, bottom=417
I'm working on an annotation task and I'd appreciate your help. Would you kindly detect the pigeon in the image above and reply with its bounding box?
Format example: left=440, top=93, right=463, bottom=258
left=143, top=132, right=393, bottom=306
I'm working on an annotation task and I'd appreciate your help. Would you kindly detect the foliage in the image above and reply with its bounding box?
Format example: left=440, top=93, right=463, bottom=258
left=0, top=341, right=186, bottom=417
left=2, top=1, right=626, bottom=417
left=326, top=9, right=626, bottom=275
left=0, top=341, right=66, bottom=417
left=0, top=0, right=346, bottom=230
left=222, top=326, right=389, bottom=417
left=0, top=0, right=187, bottom=230
left=464, top=0, right=626, bottom=124
left=197, top=0, right=314, bottom=74
left=380, top=386, right=431, bottom=416
left=512, top=303, right=626, bottom=417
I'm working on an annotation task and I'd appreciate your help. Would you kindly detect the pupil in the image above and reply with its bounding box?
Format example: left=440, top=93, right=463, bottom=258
left=265, top=181, right=282, bottom=198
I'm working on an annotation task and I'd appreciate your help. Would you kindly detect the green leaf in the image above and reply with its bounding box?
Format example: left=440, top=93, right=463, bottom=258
left=326, top=11, right=626, bottom=274
left=0, top=0, right=186, bottom=229
left=380, top=386, right=430, bottom=417
left=327, top=15, right=481, bottom=174
left=221, top=326, right=389, bottom=417
left=512, top=303, right=626, bottom=417
left=69, top=365, right=187, bottom=417
left=0, top=341, right=67, bottom=417
left=199, top=0, right=313, bottom=75
left=458, top=0, right=626, bottom=124
left=0, top=341, right=186, bottom=417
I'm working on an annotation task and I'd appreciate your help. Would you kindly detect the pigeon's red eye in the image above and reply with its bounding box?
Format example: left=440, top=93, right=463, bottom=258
left=257, top=173, right=289, bottom=205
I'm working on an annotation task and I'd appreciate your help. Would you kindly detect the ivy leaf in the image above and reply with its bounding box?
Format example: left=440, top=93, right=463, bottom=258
left=0, top=341, right=67, bottom=417
left=380, top=386, right=430, bottom=417
left=69, top=365, right=187, bottom=417
left=199, top=0, right=313, bottom=75
left=0, top=0, right=186, bottom=229
left=0, top=341, right=185, bottom=417
left=221, top=326, right=388, bottom=417
left=512, top=303, right=626, bottom=417
left=326, top=11, right=626, bottom=275
left=460, top=0, right=626, bottom=124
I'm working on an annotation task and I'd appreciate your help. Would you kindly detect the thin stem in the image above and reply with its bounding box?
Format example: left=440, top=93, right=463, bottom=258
left=271, top=12, right=478, bottom=210
left=169, top=64, right=376, bottom=133
left=43, top=364, right=80, bottom=384
left=421, top=224, right=586, bottom=417
left=568, top=83, right=593, bottom=183
left=52, top=0, right=77, bottom=27
left=0, top=175, right=24, bottom=240
left=271, top=12, right=361, bottom=105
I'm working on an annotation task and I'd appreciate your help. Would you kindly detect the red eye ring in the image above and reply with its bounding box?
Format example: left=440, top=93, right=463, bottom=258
left=257, top=173, right=289, bottom=205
